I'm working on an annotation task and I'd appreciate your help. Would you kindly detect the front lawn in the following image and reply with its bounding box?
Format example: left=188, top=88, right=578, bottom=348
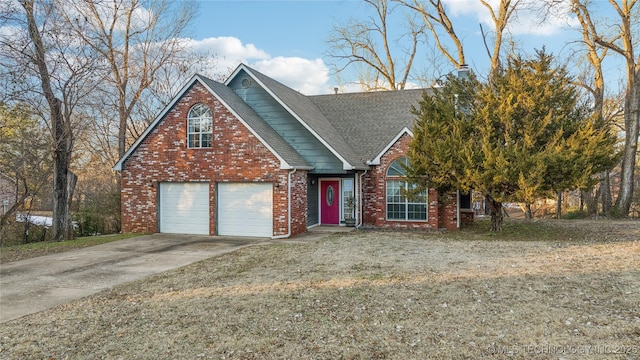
left=0, top=233, right=142, bottom=264
left=0, top=219, right=638, bottom=359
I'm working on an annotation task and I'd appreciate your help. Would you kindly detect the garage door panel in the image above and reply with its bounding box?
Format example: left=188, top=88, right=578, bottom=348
left=218, top=183, right=272, bottom=237
left=159, top=182, right=210, bottom=235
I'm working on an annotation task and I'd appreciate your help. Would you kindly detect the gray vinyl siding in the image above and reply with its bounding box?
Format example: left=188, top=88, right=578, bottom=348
left=307, top=176, right=319, bottom=226
left=229, top=74, right=344, bottom=173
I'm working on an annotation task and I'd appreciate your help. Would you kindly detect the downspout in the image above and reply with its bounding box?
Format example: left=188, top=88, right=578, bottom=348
left=272, top=168, right=297, bottom=239
left=356, top=169, right=368, bottom=228
left=456, top=190, right=461, bottom=229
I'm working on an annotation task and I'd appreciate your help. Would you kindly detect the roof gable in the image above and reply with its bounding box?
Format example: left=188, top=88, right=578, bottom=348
left=113, top=75, right=311, bottom=171
left=226, top=64, right=367, bottom=170
left=368, top=127, right=414, bottom=165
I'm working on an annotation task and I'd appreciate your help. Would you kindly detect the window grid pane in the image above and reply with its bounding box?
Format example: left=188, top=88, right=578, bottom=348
left=187, top=104, right=213, bottom=148
left=407, top=203, right=427, bottom=220
left=386, top=180, right=427, bottom=221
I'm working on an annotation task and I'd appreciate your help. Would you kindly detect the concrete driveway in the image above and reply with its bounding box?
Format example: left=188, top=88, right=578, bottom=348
left=0, top=234, right=270, bottom=323
left=0, top=227, right=348, bottom=323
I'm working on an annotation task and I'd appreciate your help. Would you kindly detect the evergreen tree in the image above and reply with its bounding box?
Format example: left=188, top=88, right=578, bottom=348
left=408, top=49, right=618, bottom=231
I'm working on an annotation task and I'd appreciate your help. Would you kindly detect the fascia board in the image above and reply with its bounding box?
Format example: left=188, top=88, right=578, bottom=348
left=224, top=64, right=245, bottom=86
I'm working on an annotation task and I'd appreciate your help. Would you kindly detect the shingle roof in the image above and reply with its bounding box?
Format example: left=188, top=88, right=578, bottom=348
left=198, top=75, right=311, bottom=169
left=309, top=89, right=427, bottom=162
left=241, top=65, right=368, bottom=170
left=115, top=65, right=429, bottom=172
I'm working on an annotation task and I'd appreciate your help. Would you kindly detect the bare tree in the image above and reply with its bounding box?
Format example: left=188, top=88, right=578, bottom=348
left=397, top=0, right=465, bottom=68
left=570, top=0, right=639, bottom=216
left=1, top=0, right=101, bottom=241
left=569, top=0, right=615, bottom=215
left=478, top=0, right=523, bottom=80
left=61, top=0, right=196, bottom=159
left=327, top=0, right=426, bottom=90
left=399, top=0, right=524, bottom=81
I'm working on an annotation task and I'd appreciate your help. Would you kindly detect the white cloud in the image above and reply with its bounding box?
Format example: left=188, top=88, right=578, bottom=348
left=253, top=57, right=330, bottom=95
left=0, top=24, right=20, bottom=38
left=441, top=0, right=577, bottom=36
left=184, top=36, right=331, bottom=95
left=188, top=36, right=270, bottom=61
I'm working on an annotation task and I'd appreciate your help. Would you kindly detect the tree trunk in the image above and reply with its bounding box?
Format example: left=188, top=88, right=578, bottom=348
left=601, top=170, right=612, bottom=216
left=484, top=194, right=492, bottom=216
left=583, top=187, right=598, bottom=216
left=572, top=0, right=638, bottom=218
left=579, top=191, right=584, bottom=213
left=23, top=0, right=74, bottom=241
left=65, top=171, right=77, bottom=240
left=22, top=207, right=32, bottom=244
left=488, top=197, right=504, bottom=231
left=51, top=120, right=72, bottom=242
left=556, top=191, right=563, bottom=219
left=525, top=203, right=533, bottom=219
left=614, top=75, right=639, bottom=216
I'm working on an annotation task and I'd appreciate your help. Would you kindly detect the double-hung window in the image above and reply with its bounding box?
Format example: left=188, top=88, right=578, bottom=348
left=386, top=157, right=427, bottom=221
left=187, top=103, right=212, bottom=148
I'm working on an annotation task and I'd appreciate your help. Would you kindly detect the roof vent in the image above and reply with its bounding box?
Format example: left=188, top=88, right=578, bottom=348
left=334, top=87, right=339, bottom=95
left=241, top=78, right=252, bottom=88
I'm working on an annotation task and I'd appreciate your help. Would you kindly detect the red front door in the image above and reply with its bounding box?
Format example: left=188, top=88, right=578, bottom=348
left=320, top=180, right=340, bottom=225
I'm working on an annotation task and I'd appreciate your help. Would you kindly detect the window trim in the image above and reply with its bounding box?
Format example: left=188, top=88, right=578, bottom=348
left=385, top=157, right=428, bottom=222
left=342, top=178, right=354, bottom=221
left=187, top=103, right=213, bottom=148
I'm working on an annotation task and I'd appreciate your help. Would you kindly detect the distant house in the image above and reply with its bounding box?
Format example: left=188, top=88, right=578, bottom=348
left=113, top=64, right=473, bottom=237
left=0, top=173, right=16, bottom=216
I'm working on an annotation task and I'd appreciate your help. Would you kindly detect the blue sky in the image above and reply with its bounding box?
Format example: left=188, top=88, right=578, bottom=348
left=187, top=0, right=625, bottom=95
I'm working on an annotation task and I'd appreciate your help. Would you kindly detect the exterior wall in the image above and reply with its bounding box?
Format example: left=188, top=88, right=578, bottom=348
left=362, top=133, right=439, bottom=229
left=307, top=175, right=319, bottom=226
left=120, top=81, right=302, bottom=237
left=438, top=192, right=459, bottom=230
left=228, top=72, right=344, bottom=173
left=289, top=170, right=308, bottom=236
left=361, top=133, right=463, bottom=230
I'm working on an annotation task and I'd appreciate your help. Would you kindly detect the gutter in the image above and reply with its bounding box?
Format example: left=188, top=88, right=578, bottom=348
left=272, top=168, right=297, bottom=239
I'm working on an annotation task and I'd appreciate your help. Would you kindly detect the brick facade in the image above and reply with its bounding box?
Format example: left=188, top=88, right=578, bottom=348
left=289, top=170, right=308, bottom=236
left=362, top=133, right=459, bottom=230
left=437, top=192, right=459, bottom=230
left=120, top=82, right=306, bottom=237
left=120, top=79, right=464, bottom=237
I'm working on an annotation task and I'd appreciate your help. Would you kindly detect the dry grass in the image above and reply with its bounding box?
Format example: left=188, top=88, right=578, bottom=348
left=0, top=233, right=142, bottom=264
left=1, top=219, right=639, bottom=359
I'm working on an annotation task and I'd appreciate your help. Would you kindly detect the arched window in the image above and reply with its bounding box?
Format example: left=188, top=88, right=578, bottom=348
left=386, top=157, right=427, bottom=221
left=187, top=103, right=212, bottom=148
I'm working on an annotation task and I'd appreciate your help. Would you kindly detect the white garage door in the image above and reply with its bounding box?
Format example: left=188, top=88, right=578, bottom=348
left=217, top=183, right=273, bottom=237
left=159, top=182, right=210, bottom=235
